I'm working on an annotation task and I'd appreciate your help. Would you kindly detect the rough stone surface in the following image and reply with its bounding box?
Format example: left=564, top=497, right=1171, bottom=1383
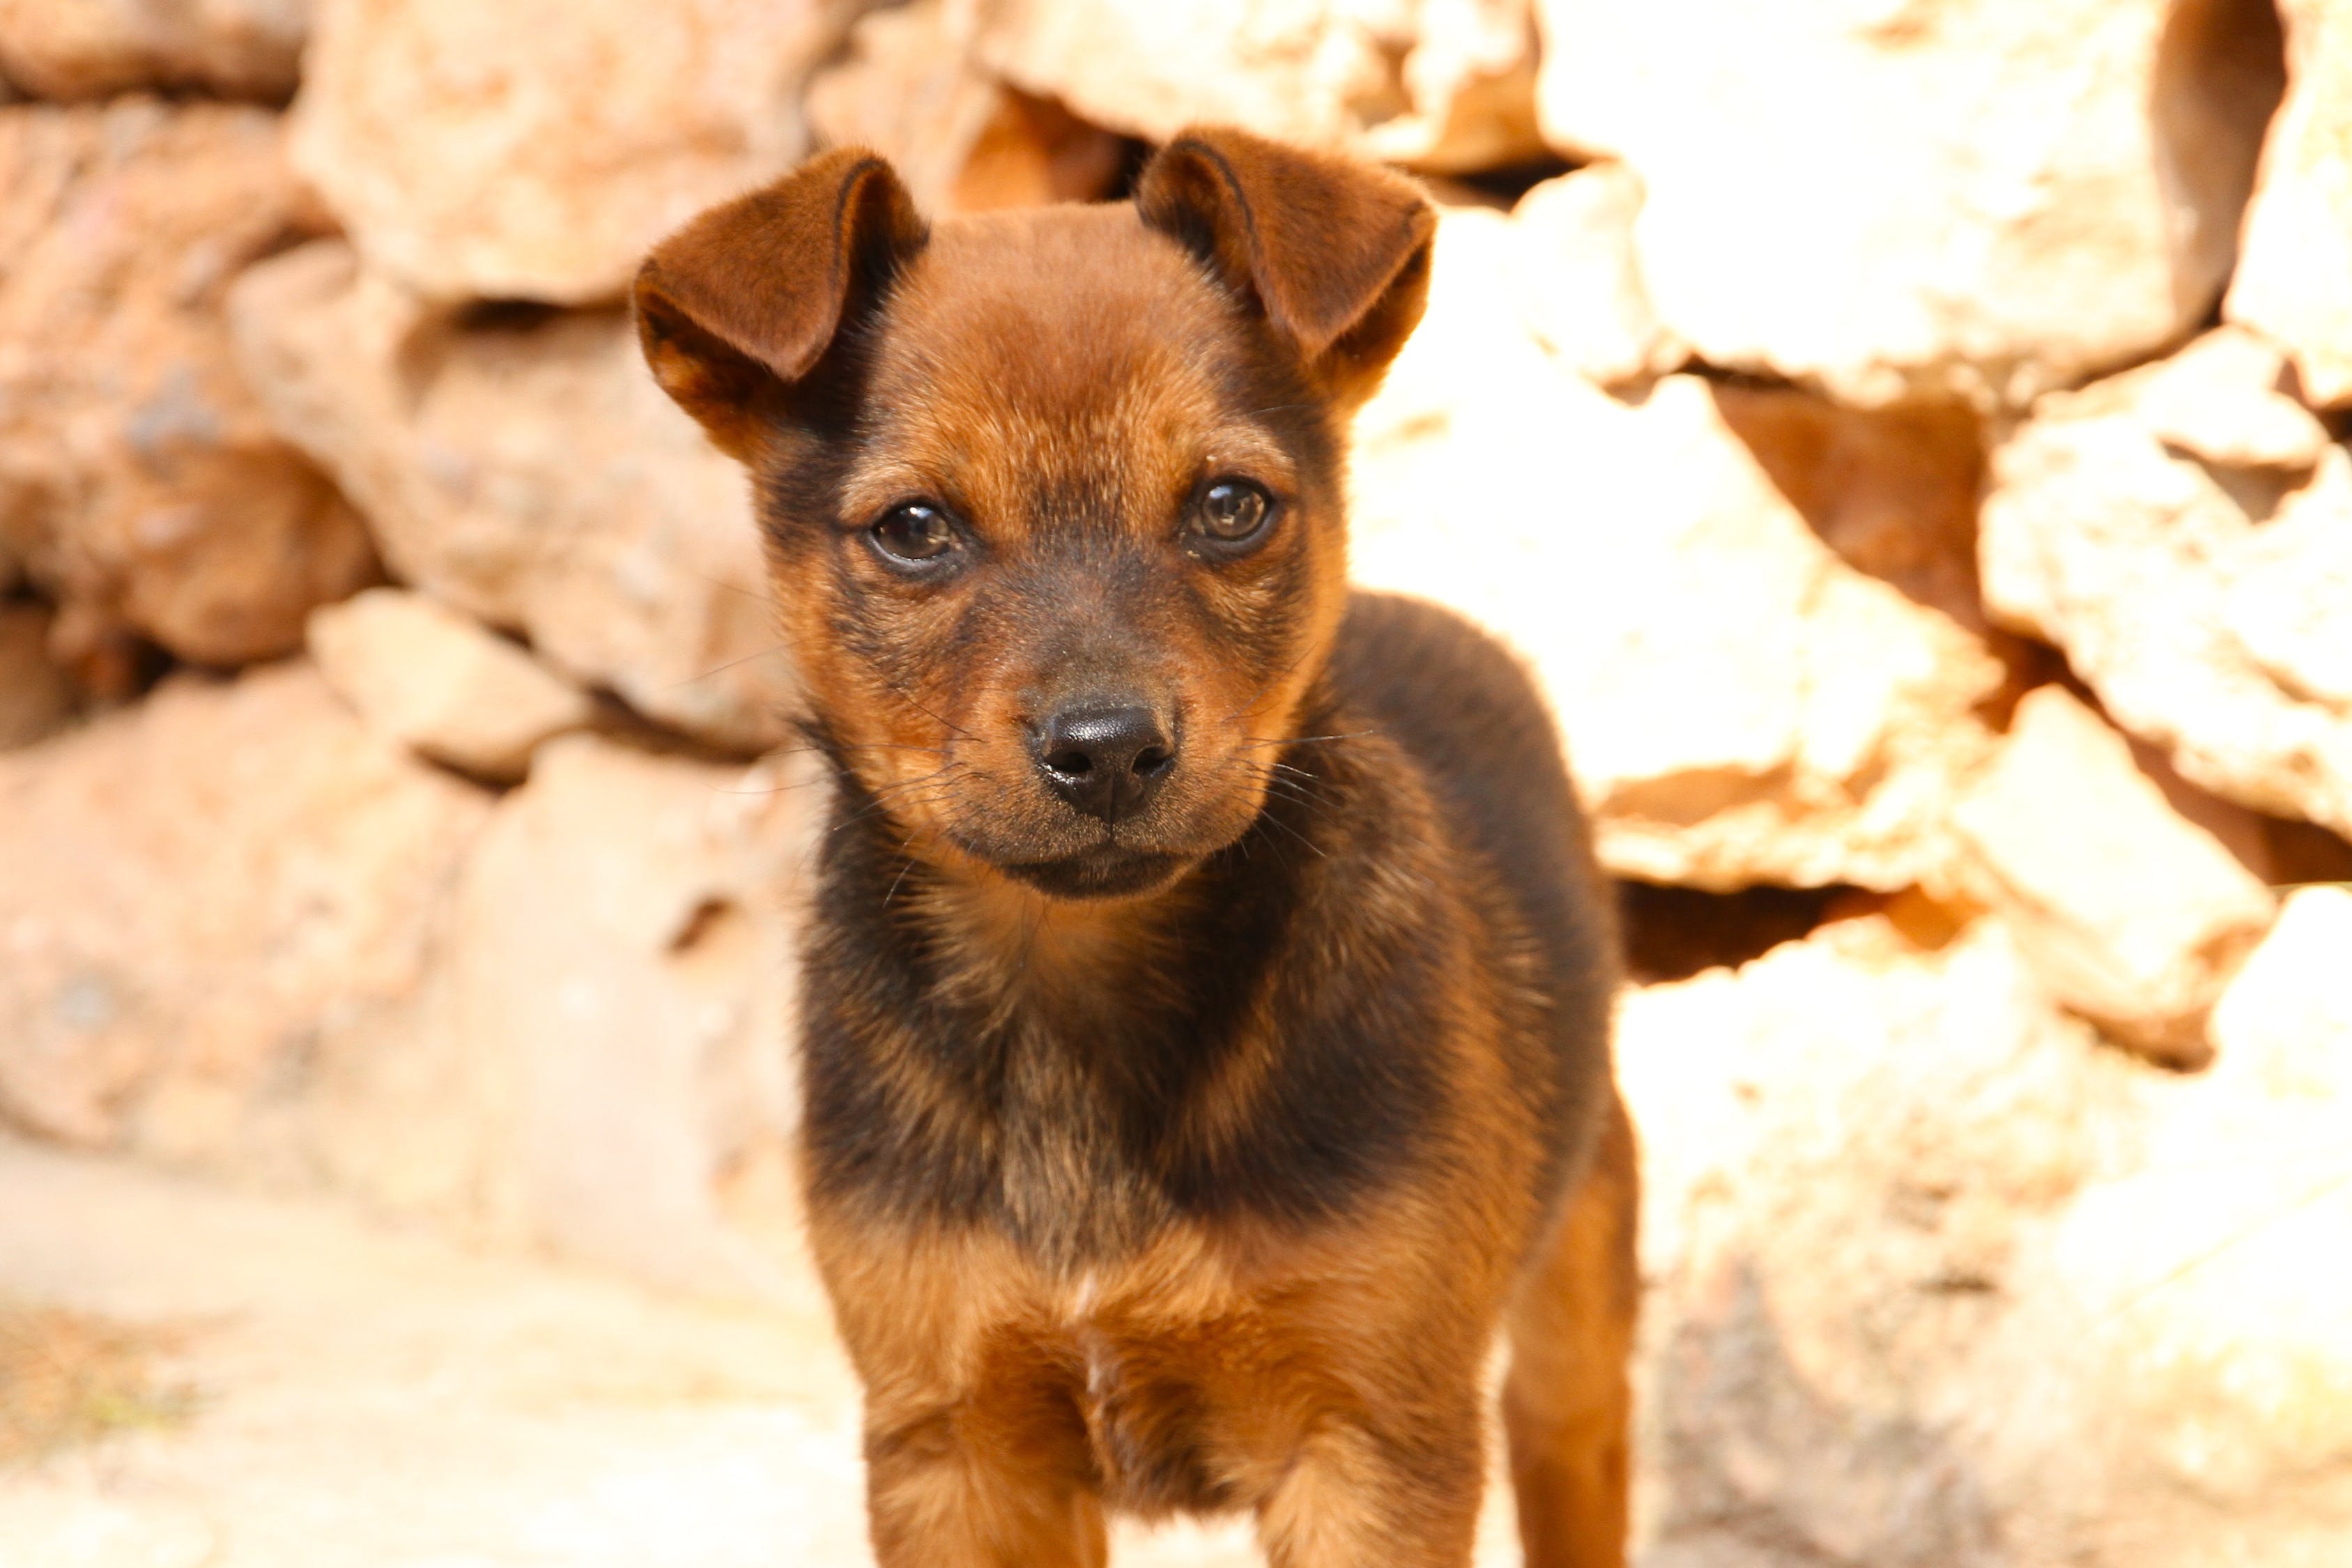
left=1534, top=0, right=2286, bottom=408
left=1625, top=911, right=2352, bottom=1568
left=0, top=600, right=74, bottom=749
left=1948, top=686, right=2277, bottom=1065
left=231, top=242, right=793, bottom=753
left=306, top=735, right=815, bottom=1298
left=805, top=0, right=1130, bottom=215
left=2014, top=889, right=2352, bottom=1568
left=1981, top=328, right=2352, bottom=838
left=970, top=0, right=1544, bottom=174
left=0, top=0, right=307, bottom=101
left=2210, top=884, right=2352, bottom=1081
left=0, top=661, right=491, bottom=1158
left=0, top=100, right=374, bottom=669
left=1350, top=210, right=2003, bottom=891
left=1506, top=162, right=1685, bottom=387
left=307, top=586, right=592, bottom=782
left=1709, top=381, right=1995, bottom=643
left=288, top=0, right=844, bottom=305
left=2229, top=0, right=2352, bottom=406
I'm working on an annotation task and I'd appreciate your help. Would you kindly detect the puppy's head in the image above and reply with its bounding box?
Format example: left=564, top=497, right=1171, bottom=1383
left=636, top=128, right=1433, bottom=900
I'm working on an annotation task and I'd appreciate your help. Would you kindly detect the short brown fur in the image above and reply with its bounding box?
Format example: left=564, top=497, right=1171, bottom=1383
left=637, top=127, right=1637, bottom=1567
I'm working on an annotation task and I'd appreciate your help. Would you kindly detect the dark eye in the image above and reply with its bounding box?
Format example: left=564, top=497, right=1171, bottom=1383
left=868, top=502, right=960, bottom=568
left=1192, top=479, right=1275, bottom=549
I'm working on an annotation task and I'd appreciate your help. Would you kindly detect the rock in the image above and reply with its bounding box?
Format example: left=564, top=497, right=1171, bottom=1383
left=1350, top=210, right=2003, bottom=891
left=2228, top=0, right=2352, bottom=407
left=0, top=100, right=375, bottom=668
left=2210, top=884, right=2352, bottom=1093
left=805, top=0, right=1130, bottom=215
left=307, top=586, right=592, bottom=782
left=231, top=243, right=793, bottom=753
left=2123, top=728, right=2315, bottom=889
left=1533, top=0, right=2287, bottom=408
left=314, top=734, right=815, bottom=1297
left=969, top=0, right=1544, bottom=174
left=1505, top=162, right=1684, bottom=387
left=1622, top=915, right=2128, bottom=1567
left=0, top=661, right=492, bottom=1157
left=1625, top=909, right=2352, bottom=1567
left=1981, top=328, right=2352, bottom=840
left=1948, top=686, right=2277, bottom=1066
left=1709, top=381, right=1994, bottom=643
left=2130, top=325, right=2334, bottom=470
left=0, top=0, right=307, bottom=101
left=0, top=601, right=74, bottom=749
left=1993, top=889, right=2352, bottom=1568
left=288, top=0, right=845, bottom=305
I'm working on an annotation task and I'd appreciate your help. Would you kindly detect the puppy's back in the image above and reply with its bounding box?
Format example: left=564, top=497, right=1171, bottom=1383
left=1328, top=590, right=1621, bottom=1192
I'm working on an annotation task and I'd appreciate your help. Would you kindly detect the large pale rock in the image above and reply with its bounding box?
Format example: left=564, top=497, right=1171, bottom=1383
left=0, top=601, right=73, bottom=749
left=1623, top=916, right=2123, bottom=1567
left=1949, top=686, right=2276, bottom=1066
left=1351, top=210, right=2002, bottom=891
left=307, top=586, right=591, bottom=782
left=289, top=0, right=843, bottom=305
left=0, top=0, right=307, bottom=100
left=805, top=0, right=1130, bottom=215
left=969, top=0, right=1543, bottom=174
left=2002, top=888, right=2352, bottom=1568
left=1535, top=0, right=2286, bottom=408
left=2229, top=0, right=2352, bottom=407
left=309, top=734, right=815, bottom=1297
left=1981, top=327, right=2352, bottom=838
left=0, top=661, right=491, bottom=1157
left=2209, top=886, right=2352, bottom=1099
left=1505, top=162, right=1684, bottom=387
left=0, top=100, right=374, bottom=668
left=232, top=243, right=792, bottom=753
left=1626, top=911, right=2352, bottom=1567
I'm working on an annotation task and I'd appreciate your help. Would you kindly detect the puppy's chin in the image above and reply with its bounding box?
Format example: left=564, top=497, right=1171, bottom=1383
left=998, top=845, right=1194, bottom=902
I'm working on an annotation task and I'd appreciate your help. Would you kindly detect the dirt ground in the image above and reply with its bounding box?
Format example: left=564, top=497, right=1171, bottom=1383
left=0, top=1135, right=1528, bottom=1567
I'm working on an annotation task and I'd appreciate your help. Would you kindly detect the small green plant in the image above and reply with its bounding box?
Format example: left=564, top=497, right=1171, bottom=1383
left=0, top=1299, right=196, bottom=1466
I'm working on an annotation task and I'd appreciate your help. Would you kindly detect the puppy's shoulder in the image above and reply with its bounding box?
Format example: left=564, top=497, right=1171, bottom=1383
left=1326, top=589, right=1619, bottom=1118
left=1328, top=589, right=1585, bottom=845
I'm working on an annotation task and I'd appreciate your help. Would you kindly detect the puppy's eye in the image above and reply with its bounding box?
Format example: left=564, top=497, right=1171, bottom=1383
left=868, top=503, right=960, bottom=568
left=1192, top=479, right=1275, bottom=549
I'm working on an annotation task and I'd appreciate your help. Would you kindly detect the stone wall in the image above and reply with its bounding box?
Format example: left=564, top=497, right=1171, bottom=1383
left=1, top=2, right=2348, bottom=1562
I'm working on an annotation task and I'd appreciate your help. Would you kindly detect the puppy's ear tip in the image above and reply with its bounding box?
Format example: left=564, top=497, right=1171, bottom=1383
left=631, top=145, right=929, bottom=438
left=1138, top=126, right=1436, bottom=364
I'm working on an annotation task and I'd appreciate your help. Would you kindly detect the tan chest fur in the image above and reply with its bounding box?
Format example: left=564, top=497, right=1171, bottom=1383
left=812, top=1194, right=1514, bottom=1519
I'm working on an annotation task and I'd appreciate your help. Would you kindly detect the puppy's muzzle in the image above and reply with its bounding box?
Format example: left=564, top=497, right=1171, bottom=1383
left=1031, top=702, right=1175, bottom=825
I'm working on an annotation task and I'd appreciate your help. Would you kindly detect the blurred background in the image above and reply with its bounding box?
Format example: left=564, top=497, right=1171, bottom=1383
left=1, top=0, right=2349, bottom=1563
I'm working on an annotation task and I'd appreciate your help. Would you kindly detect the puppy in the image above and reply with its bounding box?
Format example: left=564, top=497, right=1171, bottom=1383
left=635, top=125, right=1636, bottom=1568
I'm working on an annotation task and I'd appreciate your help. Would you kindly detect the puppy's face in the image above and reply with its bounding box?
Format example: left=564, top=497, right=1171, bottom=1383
left=638, top=130, right=1433, bottom=900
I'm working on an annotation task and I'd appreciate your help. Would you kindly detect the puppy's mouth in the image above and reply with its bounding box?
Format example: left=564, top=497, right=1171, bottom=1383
left=994, top=842, right=1192, bottom=901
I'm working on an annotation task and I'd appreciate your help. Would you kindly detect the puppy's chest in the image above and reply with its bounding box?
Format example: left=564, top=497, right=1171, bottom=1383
left=1022, top=1262, right=1288, bottom=1517
left=985, top=1028, right=1179, bottom=1268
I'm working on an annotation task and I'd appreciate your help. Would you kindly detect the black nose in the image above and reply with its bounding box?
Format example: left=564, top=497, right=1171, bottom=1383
left=1033, top=703, right=1175, bottom=824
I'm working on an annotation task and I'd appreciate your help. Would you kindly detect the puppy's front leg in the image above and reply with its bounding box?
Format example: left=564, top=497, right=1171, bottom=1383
left=1256, top=1411, right=1486, bottom=1568
left=863, top=1399, right=1107, bottom=1568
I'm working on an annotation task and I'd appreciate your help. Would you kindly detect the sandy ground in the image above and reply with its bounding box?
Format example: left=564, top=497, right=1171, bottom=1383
left=0, top=1136, right=1524, bottom=1567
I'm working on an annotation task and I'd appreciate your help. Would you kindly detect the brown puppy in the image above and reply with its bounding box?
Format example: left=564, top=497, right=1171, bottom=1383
left=634, top=126, right=1636, bottom=1568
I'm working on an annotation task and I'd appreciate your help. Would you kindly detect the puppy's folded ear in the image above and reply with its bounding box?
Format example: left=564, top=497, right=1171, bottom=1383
left=1137, top=126, right=1436, bottom=407
left=634, top=148, right=928, bottom=459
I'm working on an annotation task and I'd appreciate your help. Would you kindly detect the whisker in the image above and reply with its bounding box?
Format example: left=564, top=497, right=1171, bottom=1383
left=1255, top=808, right=1328, bottom=860
left=884, top=833, right=922, bottom=909
left=663, top=641, right=793, bottom=689
left=1240, top=730, right=1378, bottom=750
